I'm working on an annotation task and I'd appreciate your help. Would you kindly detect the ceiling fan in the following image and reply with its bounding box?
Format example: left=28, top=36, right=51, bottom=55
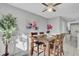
left=42, top=3, right=62, bottom=12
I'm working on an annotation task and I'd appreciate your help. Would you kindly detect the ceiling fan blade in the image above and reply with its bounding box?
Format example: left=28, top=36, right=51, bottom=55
left=53, top=3, right=62, bottom=6
left=42, top=3, right=48, bottom=6
left=42, top=9, right=47, bottom=12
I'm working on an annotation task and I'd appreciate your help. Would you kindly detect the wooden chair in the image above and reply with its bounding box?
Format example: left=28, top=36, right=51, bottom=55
left=39, top=32, right=44, bottom=34
left=30, top=32, right=38, bottom=55
left=48, top=35, right=57, bottom=56
left=53, top=33, right=65, bottom=56
left=54, top=34, right=61, bottom=56
left=38, top=34, right=47, bottom=56
left=60, top=33, right=65, bottom=55
left=30, top=32, right=46, bottom=56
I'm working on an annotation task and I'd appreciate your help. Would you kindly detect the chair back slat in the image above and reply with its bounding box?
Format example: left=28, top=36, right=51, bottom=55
left=31, top=32, right=38, bottom=36
left=39, top=32, right=44, bottom=34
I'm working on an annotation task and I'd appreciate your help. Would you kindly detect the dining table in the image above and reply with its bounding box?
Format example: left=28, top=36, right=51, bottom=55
left=32, top=34, right=55, bottom=56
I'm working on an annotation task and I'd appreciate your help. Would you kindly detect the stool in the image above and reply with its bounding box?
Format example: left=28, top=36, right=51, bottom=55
left=34, top=41, right=45, bottom=56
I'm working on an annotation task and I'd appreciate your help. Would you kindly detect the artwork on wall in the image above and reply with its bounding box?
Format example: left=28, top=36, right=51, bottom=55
left=46, top=24, right=53, bottom=33
left=26, top=22, right=32, bottom=29
left=26, top=21, right=38, bottom=30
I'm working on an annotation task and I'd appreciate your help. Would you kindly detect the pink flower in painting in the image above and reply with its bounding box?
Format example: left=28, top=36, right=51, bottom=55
left=26, top=22, right=32, bottom=29
left=47, top=24, right=53, bottom=30
left=26, top=21, right=38, bottom=30
left=32, top=21, right=37, bottom=28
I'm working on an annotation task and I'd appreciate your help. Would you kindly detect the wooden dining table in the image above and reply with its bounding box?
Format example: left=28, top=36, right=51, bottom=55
left=32, top=35, right=55, bottom=56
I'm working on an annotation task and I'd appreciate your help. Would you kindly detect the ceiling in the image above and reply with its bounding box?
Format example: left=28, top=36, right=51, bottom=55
left=9, top=3, right=79, bottom=20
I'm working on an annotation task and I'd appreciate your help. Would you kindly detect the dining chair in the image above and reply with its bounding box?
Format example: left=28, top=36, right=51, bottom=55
left=30, top=32, right=46, bottom=56
left=60, top=33, right=65, bottom=55
left=38, top=34, right=47, bottom=55
left=39, top=32, right=44, bottom=34
left=51, top=34, right=60, bottom=56
left=30, top=32, right=38, bottom=55
left=48, top=35, right=57, bottom=56
left=53, top=33, right=65, bottom=56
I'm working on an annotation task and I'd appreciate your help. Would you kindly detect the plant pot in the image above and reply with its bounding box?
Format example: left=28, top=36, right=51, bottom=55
left=2, top=42, right=9, bottom=56
left=2, top=53, right=9, bottom=56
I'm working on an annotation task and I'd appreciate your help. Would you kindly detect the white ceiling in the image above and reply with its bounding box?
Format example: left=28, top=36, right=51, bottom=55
left=9, top=3, right=79, bottom=20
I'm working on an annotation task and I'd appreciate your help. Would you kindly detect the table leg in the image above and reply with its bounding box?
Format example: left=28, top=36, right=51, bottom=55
left=30, top=42, right=34, bottom=56
left=37, top=44, right=39, bottom=56
left=47, top=42, right=50, bottom=56
left=43, top=45, right=46, bottom=56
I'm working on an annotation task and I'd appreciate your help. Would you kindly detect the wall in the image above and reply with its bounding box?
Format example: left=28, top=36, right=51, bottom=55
left=67, top=20, right=79, bottom=30
left=48, top=17, right=60, bottom=35
left=0, top=3, right=48, bottom=33
left=70, top=23, right=79, bottom=36
left=48, top=16, right=67, bottom=35
left=59, top=17, right=68, bottom=33
left=0, top=3, right=47, bottom=55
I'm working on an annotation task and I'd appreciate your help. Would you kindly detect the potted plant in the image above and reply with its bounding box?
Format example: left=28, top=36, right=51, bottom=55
left=0, top=14, right=17, bottom=56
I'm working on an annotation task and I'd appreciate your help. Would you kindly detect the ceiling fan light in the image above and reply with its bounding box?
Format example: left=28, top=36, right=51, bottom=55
left=47, top=7, right=52, bottom=12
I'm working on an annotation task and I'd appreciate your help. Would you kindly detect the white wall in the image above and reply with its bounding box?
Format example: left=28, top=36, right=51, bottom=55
left=0, top=3, right=47, bottom=55
left=48, top=17, right=60, bottom=35
left=59, top=17, right=68, bottom=33
left=48, top=16, right=67, bottom=35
